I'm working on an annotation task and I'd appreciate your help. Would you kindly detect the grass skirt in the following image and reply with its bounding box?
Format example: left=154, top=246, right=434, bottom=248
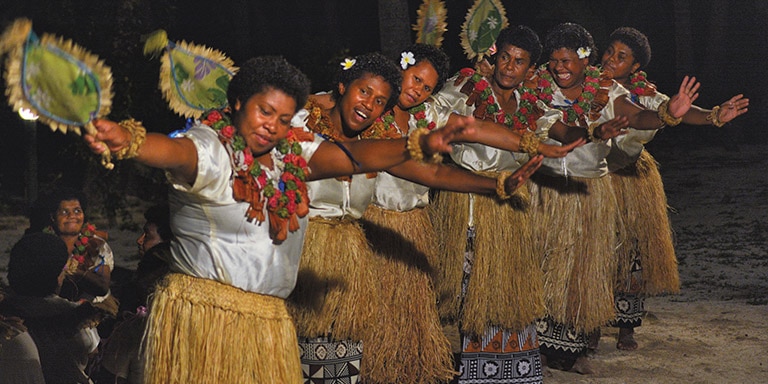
left=611, top=150, right=680, bottom=295
left=430, top=182, right=545, bottom=336
left=143, top=273, right=301, bottom=384
left=529, top=174, right=622, bottom=333
left=360, top=205, right=455, bottom=384
left=287, top=217, right=375, bottom=342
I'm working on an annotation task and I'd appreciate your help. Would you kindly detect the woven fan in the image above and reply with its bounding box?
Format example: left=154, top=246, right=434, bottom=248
left=0, top=18, right=115, bottom=168
left=143, top=30, right=237, bottom=119
left=413, top=0, right=448, bottom=47
left=459, top=0, right=508, bottom=61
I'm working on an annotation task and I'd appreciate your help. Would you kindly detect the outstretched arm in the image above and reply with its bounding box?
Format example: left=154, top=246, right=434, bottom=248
left=386, top=155, right=544, bottom=196
left=548, top=117, right=629, bottom=143
left=307, top=122, right=473, bottom=181
left=446, top=114, right=586, bottom=157
left=614, top=76, right=698, bottom=130
left=681, top=94, right=749, bottom=126
left=87, top=118, right=199, bottom=184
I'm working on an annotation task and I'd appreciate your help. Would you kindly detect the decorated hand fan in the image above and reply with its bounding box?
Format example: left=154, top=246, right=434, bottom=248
left=460, top=0, right=508, bottom=61
left=142, top=30, right=237, bottom=119
left=0, top=18, right=115, bottom=168
left=413, top=0, right=448, bottom=47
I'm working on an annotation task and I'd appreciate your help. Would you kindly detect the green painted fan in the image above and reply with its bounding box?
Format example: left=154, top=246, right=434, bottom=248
left=0, top=18, right=115, bottom=168
left=143, top=30, right=238, bottom=119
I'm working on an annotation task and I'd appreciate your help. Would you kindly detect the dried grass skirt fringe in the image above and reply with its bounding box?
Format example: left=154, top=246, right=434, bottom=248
left=143, top=273, right=301, bottom=384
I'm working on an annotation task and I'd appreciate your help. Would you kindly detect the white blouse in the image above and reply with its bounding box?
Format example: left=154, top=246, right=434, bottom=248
left=540, top=81, right=630, bottom=178
left=370, top=102, right=451, bottom=212
left=291, top=107, right=377, bottom=220
left=607, top=91, right=668, bottom=172
left=165, top=123, right=321, bottom=298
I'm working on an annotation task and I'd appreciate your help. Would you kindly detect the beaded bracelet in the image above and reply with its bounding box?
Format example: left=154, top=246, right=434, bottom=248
left=707, top=106, right=726, bottom=127
left=657, top=99, right=682, bottom=127
left=519, top=131, right=541, bottom=157
left=407, top=127, right=442, bottom=163
left=115, top=118, right=147, bottom=160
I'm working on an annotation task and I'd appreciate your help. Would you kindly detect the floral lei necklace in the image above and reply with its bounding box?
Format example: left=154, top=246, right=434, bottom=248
left=202, top=108, right=311, bottom=243
left=627, top=70, right=657, bottom=101
left=455, top=68, right=541, bottom=133
left=371, top=103, right=437, bottom=139
left=536, top=64, right=603, bottom=124
left=44, top=222, right=97, bottom=270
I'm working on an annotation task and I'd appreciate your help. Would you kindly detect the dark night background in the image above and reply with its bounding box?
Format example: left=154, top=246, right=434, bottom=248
left=0, top=0, right=765, bottom=221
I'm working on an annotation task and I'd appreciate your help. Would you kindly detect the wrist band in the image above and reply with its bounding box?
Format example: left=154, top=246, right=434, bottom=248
left=496, top=171, right=512, bottom=200
left=115, top=118, right=147, bottom=160
left=407, top=128, right=442, bottom=163
left=519, top=131, right=541, bottom=157
left=657, top=99, right=682, bottom=127
left=707, top=106, right=726, bottom=127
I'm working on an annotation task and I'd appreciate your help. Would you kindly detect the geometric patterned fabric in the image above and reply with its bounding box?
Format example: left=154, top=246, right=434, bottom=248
left=299, top=337, right=362, bottom=384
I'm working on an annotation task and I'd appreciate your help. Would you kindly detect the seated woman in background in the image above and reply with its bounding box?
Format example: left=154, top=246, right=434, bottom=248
left=1, top=232, right=103, bottom=384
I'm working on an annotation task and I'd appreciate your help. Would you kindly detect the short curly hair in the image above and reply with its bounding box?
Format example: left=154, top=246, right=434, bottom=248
left=227, top=56, right=311, bottom=113
left=8, top=233, right=70, bottom=297
left=608, top=27, right=652, bottom=69
left=333, top=52, right=402, bottom=110
left=401, top=43, right=451, bottom=93
left=494, top=25, right=543, bottom=66
left=543, top=23, right=598, bottom=65
left=144, top=204, right=173, bottom=242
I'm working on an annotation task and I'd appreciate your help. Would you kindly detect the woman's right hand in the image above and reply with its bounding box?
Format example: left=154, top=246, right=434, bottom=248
left=84, top=118, right=131, bottom=155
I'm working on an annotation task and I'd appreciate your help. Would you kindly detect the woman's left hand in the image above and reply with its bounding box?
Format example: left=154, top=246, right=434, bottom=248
left=668, top=75, right=700, bottom=118
left=717, top=94, right=749, bottom=123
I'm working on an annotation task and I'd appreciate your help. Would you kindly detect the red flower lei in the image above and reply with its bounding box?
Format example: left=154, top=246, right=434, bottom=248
left=43, top=223, right=97, bottom=265
left=536, top=65, right=610, bottom=125
left=202, top=108, right=312, bottom=243
left=407, top=103, right=438, bottom=131
left=454, top=68, right=541, bottom=133
left=628, top=70, right=657, bottom=97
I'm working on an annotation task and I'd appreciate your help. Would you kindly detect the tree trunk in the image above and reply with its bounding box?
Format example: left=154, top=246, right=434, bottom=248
left=378, top=0, right=412, bottom=59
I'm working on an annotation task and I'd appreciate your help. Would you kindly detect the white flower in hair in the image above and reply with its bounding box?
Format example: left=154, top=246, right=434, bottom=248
left=577, top=47, right=591, bottom=59
left=341, top=58, right=356, bottom=70
left=400, top=51, right=416, bottom=70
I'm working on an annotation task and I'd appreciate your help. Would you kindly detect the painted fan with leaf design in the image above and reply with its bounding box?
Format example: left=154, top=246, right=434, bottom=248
left=0, top=18, right=115, bottom=168
left=460, top=0, right=509, bottom=61
left=142, top=30, right=238, bottom=119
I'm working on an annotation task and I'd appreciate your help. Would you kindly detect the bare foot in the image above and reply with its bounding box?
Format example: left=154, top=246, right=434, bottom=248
left=570, top=355, right=597, bottom=375
left=617, top=327, right=638, bottom=351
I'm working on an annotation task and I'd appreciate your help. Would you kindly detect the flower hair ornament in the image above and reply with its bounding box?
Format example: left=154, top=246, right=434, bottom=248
left=487, top=43, right=497, bottom=56
left=341, top=58, right=356, bottom=70
left=577, top=46, right=591, bottom=59
left=400, top=51, right=416, bottom=70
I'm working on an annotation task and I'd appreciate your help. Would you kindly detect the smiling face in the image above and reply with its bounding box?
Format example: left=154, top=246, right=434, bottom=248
left=601, top=40, right=640, bottom=83
left=398, top=60, right=438, bottom=110
left=233, top=87, right=297, bottom=158
left=338, top=73, right=392, bottom=134
left=492, top=43, right=534, bottom=90
left=548, top=47, right=589, bottom=91
left=53, top=199, right=84, bottom=237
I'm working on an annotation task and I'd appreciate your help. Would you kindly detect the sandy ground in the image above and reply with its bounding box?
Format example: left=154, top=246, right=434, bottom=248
left=1, top=140, right=766, bottom=383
